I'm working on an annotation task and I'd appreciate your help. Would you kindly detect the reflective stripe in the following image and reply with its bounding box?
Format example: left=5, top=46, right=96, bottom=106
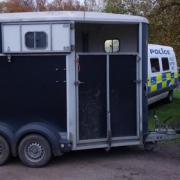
left=171, top=78, right=175, bottom=85
left=157, top=74, right=162, bottom=83
left=151, top=85, right=157, bottom=92
left=166, top=72, right=171, bottom=80
left=148, top=71, right=178, bottom=93
left=162, top=81, right=167, bottom=88
left=175, top=72, right=179, bottom=78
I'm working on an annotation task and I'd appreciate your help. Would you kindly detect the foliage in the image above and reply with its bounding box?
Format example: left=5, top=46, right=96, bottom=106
left=0, top=0, right=47, bottom=12
left=48, top=0, right=86, bottom=11
left=149, top=89, right=180, bottom=130
left=0, top=0, right=87, bottom=12
left=149, top=0, right=180, bottom=65
left=104, top=0, right=180, bottom=65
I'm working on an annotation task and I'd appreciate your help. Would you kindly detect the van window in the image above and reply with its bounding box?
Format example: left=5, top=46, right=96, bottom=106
left=25, top=32, right=47, bottom=49
left=150, top=58, right=160, bottom=73
left=162, top=57, right=169, bottom=71
left=104, top=39, right=120, bottom=53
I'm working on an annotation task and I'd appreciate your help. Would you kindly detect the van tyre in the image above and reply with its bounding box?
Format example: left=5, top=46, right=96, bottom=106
left=0, top=135, right=10, bottom=165
left=18, top=134, right=52, bottom=167
left=166, top=91, right=173, bottom=103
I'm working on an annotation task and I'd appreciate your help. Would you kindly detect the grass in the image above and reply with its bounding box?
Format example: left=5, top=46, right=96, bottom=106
left=148, top=89, right=180, bottom=130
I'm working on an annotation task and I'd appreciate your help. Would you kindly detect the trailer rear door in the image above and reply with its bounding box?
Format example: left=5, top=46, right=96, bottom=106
left=77, top=54, right=138, bottom=144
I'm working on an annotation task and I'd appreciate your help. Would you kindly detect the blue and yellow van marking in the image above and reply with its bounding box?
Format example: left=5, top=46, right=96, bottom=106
left=147, top=71, right=179, bottom=93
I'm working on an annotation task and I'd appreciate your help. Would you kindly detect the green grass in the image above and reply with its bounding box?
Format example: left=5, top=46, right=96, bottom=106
left=148, top=89, right=180, bottom=130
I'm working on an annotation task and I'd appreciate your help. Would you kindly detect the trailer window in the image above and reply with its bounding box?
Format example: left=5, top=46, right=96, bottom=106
left=25, top=32, right=47, bottom=49
left=104, top=39, right=120, bottom=53
left=150, top=58, right=160, bottom=73
left=162, top=57, right=169, bottom=71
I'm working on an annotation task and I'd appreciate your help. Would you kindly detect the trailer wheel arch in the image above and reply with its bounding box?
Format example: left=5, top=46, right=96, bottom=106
left=14, top=122, right=62, bottom=157
left=0, top=135, right=11, bottom=165
left=0, top=122, right=14, bottom=151
left=0, top=123, right=14, bottom=165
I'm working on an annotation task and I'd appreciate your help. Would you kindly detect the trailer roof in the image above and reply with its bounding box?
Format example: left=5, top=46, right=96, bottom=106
left=0, top=11, right=148, bottom=23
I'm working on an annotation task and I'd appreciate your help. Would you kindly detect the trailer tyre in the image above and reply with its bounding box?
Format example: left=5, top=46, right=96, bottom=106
left=0, top=135, right=10, bottom=165
left=18, top=134, right=52, bottom=167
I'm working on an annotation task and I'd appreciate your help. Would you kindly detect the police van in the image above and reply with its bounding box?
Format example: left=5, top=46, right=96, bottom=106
left=147, top=44, right=179, bottom=104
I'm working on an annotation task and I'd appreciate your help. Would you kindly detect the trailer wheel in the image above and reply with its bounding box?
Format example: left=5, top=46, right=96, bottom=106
left=0, top=135, right=10, bottom=165
left=18, top=134, right=52, bottom=167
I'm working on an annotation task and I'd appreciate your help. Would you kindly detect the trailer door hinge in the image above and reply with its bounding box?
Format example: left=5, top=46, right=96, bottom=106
left=137, top=56, right=141, bottom=62
left=71, top=45, right=75, bottom=51
left=75, top=81, right=85, bottom=86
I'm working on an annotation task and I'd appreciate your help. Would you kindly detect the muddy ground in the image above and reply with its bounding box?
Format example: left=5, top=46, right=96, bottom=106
left=0, top=141, right=180, bottom=180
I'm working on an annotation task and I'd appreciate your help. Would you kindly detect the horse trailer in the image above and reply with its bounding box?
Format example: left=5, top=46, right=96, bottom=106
left=0, top=11, right=176, bottom=167
left=147, top=44, right=179, bottom=105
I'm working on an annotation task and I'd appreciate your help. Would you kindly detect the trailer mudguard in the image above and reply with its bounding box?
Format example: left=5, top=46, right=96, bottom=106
left=0, top=122, right=14, bottom=149
left=13, top=122, right=63, bottom=157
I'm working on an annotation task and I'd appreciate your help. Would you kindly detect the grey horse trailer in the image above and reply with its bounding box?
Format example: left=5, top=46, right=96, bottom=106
left=0, top=11, right=176, bottom=167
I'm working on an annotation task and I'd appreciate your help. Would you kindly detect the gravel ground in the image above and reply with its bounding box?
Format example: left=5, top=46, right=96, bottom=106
left=0, top=141, right=180, bottom=180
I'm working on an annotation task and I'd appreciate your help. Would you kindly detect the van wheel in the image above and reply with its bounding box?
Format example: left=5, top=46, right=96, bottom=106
left=18, top=134, right=52, bottom=167
left=166, top=91, right=173, bottom=103
left=0, top=135, right=10, bottom=165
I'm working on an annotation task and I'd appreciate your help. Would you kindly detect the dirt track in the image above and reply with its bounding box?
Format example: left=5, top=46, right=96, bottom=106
left=0, top=141, right=180, bottom=180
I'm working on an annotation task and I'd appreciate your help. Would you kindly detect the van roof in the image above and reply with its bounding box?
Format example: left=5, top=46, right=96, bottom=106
left=0, top=11, right=148, bottom=23
left=148, top=44, right=173, bottom=51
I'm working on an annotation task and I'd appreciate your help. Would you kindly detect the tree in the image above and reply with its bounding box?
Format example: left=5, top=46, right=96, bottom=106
left=48, top=0, right=86, bottom=11
left=148, top=0, right=180, bottom=64
left=104, top=0, right=155, bottom=15
left=0, top=0, right=87, bottom=12
left=0, top=0, right=48, bottom=12
left=104, top=0, right=180, bottom=64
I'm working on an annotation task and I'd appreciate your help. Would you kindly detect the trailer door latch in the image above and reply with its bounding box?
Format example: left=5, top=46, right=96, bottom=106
left=74, top=81, right=85, bottom=86
left=133, top=80, right=142, bottom=84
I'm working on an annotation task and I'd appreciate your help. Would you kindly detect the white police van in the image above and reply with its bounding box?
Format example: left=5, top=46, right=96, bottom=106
left=147, top=44, right=178, bottom=104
